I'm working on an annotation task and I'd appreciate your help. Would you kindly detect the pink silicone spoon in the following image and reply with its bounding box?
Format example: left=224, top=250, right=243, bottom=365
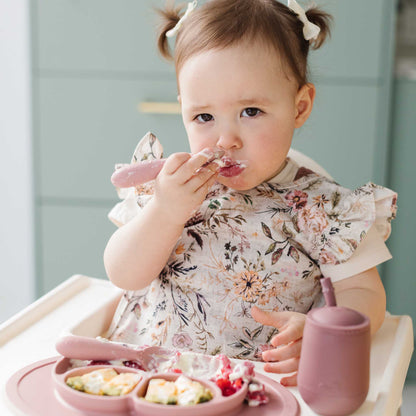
left=111, top=159, right=166, bottom=188
left=111, top=149, right=225, bottom=188
left=56, top=335, right=145, bottom=361
left=55, top=335, right=184, bottom=375
left=55, top=335, right=176, bottom=364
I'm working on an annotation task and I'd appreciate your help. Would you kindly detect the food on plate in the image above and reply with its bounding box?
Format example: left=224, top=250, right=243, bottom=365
left=66, top=347, right=268, bottom=406
left=66, top=368, right=141, bottom=396
left=143, top=375, right=213, bottom=405
left=102, top=373, right=142, bottom=396
left=246, top=381, right=269, bottom=407
left=87, top=359, right=145, bottom=370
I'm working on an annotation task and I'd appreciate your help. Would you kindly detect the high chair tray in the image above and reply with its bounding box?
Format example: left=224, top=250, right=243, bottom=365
left=6, top=356, right=299, bottom=416
left=0, top=275, right=413, bottom=416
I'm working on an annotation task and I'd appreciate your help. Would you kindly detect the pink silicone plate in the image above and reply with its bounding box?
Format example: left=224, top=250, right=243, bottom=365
left=6, top=357, right=300, bottom=416
left=53, top=357, right=244, bottom=416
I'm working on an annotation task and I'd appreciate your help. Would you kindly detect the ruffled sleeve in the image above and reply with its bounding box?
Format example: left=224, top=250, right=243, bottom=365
left=108, top=132, right=163, bottom=227
left=288, top=180, right=397, bottom=270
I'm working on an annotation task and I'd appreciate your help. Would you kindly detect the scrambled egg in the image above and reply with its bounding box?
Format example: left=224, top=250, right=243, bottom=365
left=66, top=368, right=141, bottom=396
left=144, top=375, right=213, bottom=405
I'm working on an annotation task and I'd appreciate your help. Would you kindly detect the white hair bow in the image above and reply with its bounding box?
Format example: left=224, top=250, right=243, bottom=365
left=166, top=1, right=198, bottom=38
left=287, top=0, right=320, bottom=41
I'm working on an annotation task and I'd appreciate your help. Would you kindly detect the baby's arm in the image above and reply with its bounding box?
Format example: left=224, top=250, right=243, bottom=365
left=104, top=151, right=219, bottom=290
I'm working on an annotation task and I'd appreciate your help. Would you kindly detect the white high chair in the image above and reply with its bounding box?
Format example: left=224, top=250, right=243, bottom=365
left=288, top=148, right=333, bottom=179
left=0, top=150, right=413, bottom=416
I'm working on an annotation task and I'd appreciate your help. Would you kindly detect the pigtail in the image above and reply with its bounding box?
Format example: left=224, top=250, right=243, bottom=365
left=156, top=1, right=183, bottom=60
left=305, top=6, right=332, bottom=50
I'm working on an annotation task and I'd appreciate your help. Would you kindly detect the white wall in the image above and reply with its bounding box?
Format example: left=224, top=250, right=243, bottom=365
left=0, top=0, right=35, bottom=322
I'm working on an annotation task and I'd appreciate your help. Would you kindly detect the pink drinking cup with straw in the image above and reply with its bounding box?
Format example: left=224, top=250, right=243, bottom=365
left=298, top=277, right=371, bottom=416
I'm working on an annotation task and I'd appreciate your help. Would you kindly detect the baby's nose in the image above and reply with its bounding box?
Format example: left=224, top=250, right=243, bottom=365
left=216, top=132, right=243, bottom=150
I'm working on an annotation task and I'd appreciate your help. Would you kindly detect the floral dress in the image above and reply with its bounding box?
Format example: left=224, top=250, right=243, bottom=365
left=105, top=134, right=397, bottom=360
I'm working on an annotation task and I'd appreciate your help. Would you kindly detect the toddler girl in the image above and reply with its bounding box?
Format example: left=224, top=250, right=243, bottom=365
left=104, top=0, right=397, bottom=386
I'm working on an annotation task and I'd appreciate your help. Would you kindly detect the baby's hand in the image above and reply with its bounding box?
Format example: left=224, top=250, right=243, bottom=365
left=153, top=149, right=219, bottom=224
left=251, top=306, right=306, bottom=386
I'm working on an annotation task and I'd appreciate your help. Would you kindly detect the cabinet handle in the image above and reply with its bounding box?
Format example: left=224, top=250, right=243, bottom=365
left=138, top=102, right=181, bottom=114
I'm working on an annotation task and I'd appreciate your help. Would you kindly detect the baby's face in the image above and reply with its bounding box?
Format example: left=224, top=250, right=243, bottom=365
left=178, top=40, right=306, bottom=190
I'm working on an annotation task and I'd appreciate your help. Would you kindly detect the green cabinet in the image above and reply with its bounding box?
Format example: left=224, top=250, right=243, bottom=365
left=308, top=0, right=391, bottom=80
left=31, top=0, right=398, bottom=294
left=37, top=77, right=186, bottom=200
left=293, top=84, right=381, bottom=189
left=39, top=204, right=115, bottom=291
left=35, top=0, right=173, bottom=74
left=384, top=78, right=416, bottom=381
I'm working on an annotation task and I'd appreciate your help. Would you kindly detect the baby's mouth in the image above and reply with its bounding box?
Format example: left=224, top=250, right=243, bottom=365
left=217, top=157, right=247, bottom=178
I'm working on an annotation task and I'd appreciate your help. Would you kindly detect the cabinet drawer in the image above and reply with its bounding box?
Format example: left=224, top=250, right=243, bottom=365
left=35, top=0, right=173, bottom=74
left=37, top=77, right=187, bottom=200
left=35, top=0, right=392, bottom=80
left=38, top=204, right=116, bottom=294
left=293, top=83, right=379, bottom=189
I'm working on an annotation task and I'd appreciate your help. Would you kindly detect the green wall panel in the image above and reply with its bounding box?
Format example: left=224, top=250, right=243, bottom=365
left=308, top=0, right=389, bottom=81
left=384, top=79, right=416, bottom=381
left=293, top=83, right=379, bottom=190
left=39, top=204, right=116, bottom=294
left=35, top=0, right=173, bottom=74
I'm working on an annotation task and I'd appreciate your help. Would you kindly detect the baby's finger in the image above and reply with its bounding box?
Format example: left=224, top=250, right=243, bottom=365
left=184, top=150, right=219, bottom=175
left=262, top=339, right=302, bottom=362
left=164, top=150, right=215, bottom=183
left=195, top=170, right=218, bottom=192
left=187, top=167, right=218, bottom=192
left=280, top=373, right=298, bottom=387
left=163, top=152, right=192, bottom=175
left=199, top=160, right=221, bottom=173
left=264, top=357, right=299, bottom=374
left=251, top=306, right=289, bottom=328
left=186, top=162, right=219, bottom=182
left=270, top=325, right=303, bottom=347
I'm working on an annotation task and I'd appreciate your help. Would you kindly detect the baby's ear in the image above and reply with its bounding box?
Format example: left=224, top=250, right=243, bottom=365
left=177, top=95, right=181, bottom=104
left=294, top=83, right=316, bottom=128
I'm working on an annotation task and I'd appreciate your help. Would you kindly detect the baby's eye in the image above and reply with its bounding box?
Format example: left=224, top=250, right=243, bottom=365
left=241, top=107, right=262, bottom=117
left=195, top=113, right=214, bottom=123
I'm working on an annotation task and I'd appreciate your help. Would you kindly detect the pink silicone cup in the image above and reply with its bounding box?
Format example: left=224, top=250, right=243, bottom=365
left=53, top=360, right=145, bottom=415
left=297, top=277, right=371, bottom=416
left=133, top=372, right=247, bottom=416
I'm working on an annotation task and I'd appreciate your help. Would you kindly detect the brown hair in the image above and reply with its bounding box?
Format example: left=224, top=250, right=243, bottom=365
left=157, top=0, right=331, bottom=86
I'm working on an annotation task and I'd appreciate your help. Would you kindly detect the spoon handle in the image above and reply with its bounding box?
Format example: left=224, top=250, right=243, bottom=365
left=111, top=149, right=225, bottom=188
left=111, top=159, right=166, bottom=188
left=56, top=335, right=141, bottom=361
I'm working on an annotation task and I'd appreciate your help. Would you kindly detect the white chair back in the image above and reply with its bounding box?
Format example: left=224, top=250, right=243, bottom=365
left=288, top=148, right=333, bottom=180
